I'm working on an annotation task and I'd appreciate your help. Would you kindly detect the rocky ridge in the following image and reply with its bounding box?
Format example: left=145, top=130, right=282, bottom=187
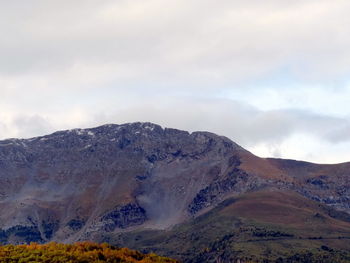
left=0, top=122, right=348, bottom=245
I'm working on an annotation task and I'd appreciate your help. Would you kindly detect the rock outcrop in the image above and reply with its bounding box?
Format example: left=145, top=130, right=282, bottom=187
left=0, top=122, right=348, bottom=244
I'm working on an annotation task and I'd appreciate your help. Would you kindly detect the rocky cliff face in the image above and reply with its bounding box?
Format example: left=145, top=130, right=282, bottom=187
left=0, top=122, right=348, bottom=244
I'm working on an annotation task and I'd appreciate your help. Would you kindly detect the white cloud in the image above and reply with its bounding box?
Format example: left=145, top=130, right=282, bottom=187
left=1, top=96, right=350, bottom=163
left=0, top=0, right=350, bottom=163
left=1, top=0, right=350, bottom=81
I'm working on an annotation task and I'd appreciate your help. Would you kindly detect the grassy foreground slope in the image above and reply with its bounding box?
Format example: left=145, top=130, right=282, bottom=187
left=113, top=190, right=350, bottom=263
left=0, top=242, right=178, bottom=263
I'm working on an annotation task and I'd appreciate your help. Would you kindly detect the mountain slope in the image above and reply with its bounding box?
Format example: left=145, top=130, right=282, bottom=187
left=0, top=122, right=349, bottom=261
left=114, top=190, right=350, bottom=262
left=0, top=122, right=250, bottom=243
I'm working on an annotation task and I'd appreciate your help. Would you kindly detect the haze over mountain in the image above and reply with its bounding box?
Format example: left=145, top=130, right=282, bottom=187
left=0, top=122, right=349, bottom=262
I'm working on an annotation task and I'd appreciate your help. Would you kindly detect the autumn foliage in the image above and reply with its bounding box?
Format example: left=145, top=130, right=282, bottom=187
left=0, top=242, right=178, bottom=263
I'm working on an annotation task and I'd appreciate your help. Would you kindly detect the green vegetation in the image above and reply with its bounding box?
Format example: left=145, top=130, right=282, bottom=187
left=0, top=242, right=178, bottom=263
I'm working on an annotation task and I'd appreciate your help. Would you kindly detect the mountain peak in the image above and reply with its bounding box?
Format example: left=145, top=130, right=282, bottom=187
left=0, top=122, right=348, bottom=261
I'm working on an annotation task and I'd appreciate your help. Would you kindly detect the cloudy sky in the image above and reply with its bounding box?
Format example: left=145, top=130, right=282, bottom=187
left=1, top=0, right=350, bottom=163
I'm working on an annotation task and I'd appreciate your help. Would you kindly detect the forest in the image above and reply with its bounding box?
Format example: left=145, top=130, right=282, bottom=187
left=0, top=242, right=178, bottom=263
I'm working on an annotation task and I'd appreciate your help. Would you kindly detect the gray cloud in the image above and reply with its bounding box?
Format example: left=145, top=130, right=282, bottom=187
left=53, top=97, right=348, bottom=148
left=1, top=0, right=350, bottom=83
left=0, top=115, right=53, bottom=139
left=1, top=97, right=350, bottom=163
left=324, top=123, right=350, bottom=143
left=1, top=1, right=350, bottom=163
left=11, top=115, right=53, bottom=139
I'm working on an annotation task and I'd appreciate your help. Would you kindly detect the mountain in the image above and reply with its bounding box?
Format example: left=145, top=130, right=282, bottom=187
left=0, top=122, right=349, bottom=262
left=116, top=190, right=350, bottom=262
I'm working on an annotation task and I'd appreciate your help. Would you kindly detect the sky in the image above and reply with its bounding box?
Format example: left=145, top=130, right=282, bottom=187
left=1, top=0, right=350, bottom=163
